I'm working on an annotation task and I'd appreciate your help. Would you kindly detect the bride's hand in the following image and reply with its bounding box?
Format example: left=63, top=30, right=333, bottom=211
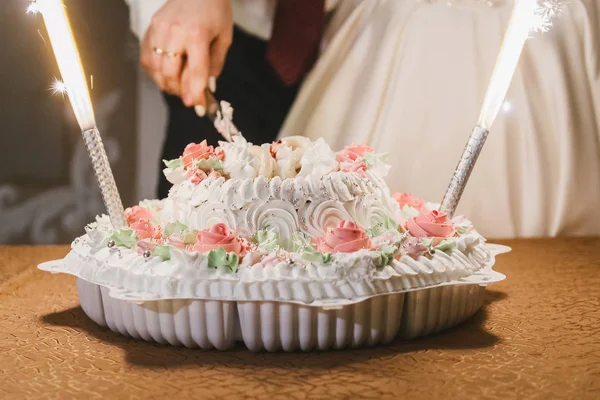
left=141, top=0, right=233, bottom=109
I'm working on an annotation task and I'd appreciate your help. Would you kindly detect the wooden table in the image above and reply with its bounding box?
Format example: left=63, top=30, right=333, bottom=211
left=1, top=239, right=599, bottom=399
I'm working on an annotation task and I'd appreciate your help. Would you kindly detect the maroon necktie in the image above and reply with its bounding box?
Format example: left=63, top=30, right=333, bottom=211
left=267, top=0, right=326, bottom=86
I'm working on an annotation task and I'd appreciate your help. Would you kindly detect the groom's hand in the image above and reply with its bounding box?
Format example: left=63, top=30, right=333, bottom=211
left=141, top=0, right=233, bottom=110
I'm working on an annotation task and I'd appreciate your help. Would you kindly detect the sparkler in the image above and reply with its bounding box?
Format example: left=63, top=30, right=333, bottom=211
left=33, top=0, right=126, bottom=228
left=439, top=0, right=563, bottom=217
left=50, top=78, right=67, bottom=96
left=26, top=2, right=40, bottom=14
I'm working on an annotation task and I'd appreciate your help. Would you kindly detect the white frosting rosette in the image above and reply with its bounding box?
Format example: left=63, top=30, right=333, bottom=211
left=297, top=138, right=337, bottom=179
left=221, top=136, right=259, bottom=179
left=249, top=144, right=276, bottom=178
left=272, top=136, right=313, bottom=179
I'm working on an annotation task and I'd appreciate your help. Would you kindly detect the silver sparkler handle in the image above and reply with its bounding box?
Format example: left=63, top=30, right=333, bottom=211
left=82, top=127, right=126, bottom=228
left=439, top=125, right=490, bottom=218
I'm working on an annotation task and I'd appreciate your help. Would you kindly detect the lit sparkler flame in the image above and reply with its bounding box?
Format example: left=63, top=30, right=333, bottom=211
left=478, top=0, right=563, bottom=129
left=441, top=0, right=564, bottom=216
left=31, top=0, right=126, bottom=228
left=35, top=0, right=96, bottom=131
left=531, top=0, right=564, bottom=33
left=26, top=2, right=40, bottom=14
left=50, top=77, right=67, bottom=96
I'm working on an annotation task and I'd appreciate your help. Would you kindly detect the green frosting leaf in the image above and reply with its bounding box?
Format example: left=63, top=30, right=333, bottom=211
left=362, top=152, right=390, bottom=168
left=291, top=232, right=312, bottom=252
left=379, top=244, right=399, bottom=266
left=155, top=245, right=172, bottom=261
left=164, top=222, right=197, bottom=244
left=321, top=252, right=333, bottom=264
left=361, top=152, right=391, bottom=176
left=207, top=246, right=239, bottom=272
left=291, top=232, right=333, bottom=264
left=416, top=237, right=458, bottom=254
left=110, top=229, right=138, bottom=249
left=367, top=216, right=401, bottom=238
left=164, top=221, right=188, bottom=236
left=254, top=229, right=280, bottom=251
left=194, top=156, right=224, bottom=172
left=162, top=158, right=183, bottom=169
left=420, top=237, right=434, bottom=248
left=301, top=246, right=333, bottom=264
left=434, top=238, right=458, bottom=253
left=455, top=221, right=475, bottom=235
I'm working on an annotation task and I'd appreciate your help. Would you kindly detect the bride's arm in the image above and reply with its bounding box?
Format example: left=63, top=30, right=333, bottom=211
left=125, top=0, right=233, bottom=111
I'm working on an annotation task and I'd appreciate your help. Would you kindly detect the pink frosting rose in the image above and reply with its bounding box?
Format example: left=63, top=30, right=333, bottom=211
left=371, top=231, right=401, bottom=248
left=186, top=168, right=208, bottom=185
left=316, top=220, right=372, bottom=253
left=136, top=239, right=158, bottom=255
left=393, top=192, right=425, bottom=212
left=260, top=254, right=285, bottom=267
left=165, top=235, right=186, bottom=249
left=336, top=143, right=374, bottom=163
left=186, top=168, right=222, bottom=185
left=209, top=170, right=222, bottom=179
left=406, top=209, right=456, bottom=243
left=402, top=237, right=428, bottom=259
left=340, top=161, right=368, bottom=177
left=131, top=220, right=162, bottom=240
left=192, top=223, right=248, bottom=255
left=125, top=206, right=154, bottom=226
left=182, top=140, right=218, bottom=169
left=214, top=146, right=225, bottom=161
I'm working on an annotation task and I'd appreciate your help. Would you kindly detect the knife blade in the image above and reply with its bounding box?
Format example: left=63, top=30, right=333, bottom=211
left=204, top=89, right=239, bottom=142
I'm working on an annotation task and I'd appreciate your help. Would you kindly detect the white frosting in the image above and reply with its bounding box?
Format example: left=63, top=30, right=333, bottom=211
left=221, top=136, right=259, bottom=179
left=163, top=171, right=401, bottom=239
left=274, top=146, right=303, bottom=179
left=39, top=234, right=506, bottom=304
left=249, top=144, right=276, bottom=178
left=297, top=138, right=337, bottom=179
left=163, top=166, right=187, bottom=185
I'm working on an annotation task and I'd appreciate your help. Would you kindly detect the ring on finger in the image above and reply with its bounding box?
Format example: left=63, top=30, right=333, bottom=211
left=153, top=47, right=183, bottom=58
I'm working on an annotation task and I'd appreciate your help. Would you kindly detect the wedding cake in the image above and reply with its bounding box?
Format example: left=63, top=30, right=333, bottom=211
left=39, top=132, right=507, bottom=351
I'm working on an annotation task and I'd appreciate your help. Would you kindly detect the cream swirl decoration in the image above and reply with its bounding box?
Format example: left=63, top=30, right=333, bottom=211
left=243, top=199, right=299, bottom=249
left=189, top=201, right=238, bottom=232
left=344, top=194, right=396, bottom=229
left=162, top=170, right=405, bottom=239
left=299, top=200, right=353, bottom=238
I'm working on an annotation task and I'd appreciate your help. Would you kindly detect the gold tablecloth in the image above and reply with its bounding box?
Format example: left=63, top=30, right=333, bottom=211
left=1, top=239, right=599, bottom=399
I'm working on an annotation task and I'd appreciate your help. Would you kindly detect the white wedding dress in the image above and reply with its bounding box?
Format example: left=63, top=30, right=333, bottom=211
left=280, top=0, right=600, bottom=238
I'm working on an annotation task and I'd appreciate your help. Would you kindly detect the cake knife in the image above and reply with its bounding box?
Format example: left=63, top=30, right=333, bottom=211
left=204, top=89, right=239, bottom=142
